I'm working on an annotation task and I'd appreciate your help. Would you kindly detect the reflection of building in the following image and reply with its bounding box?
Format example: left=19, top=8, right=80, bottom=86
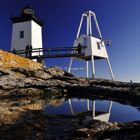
left=68, top=11, right=114, bottom=80
left=92, top=101, right=112, bottom=122
left=68, top=99, right=113, bottom=122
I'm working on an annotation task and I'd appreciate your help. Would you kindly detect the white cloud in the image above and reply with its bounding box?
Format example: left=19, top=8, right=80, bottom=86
left=64, top=67, right=85, bottom=71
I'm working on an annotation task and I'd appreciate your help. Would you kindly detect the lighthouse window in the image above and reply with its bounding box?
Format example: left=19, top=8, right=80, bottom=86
left=19, top=31, right=24, bottom=38
left=97, top=42, right=101, bottom=49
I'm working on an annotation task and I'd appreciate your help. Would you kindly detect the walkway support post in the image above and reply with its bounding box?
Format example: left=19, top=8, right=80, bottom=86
left=68, top=58, right=73, bottom=73
left=86, top=61, right=89, bottom=78
left=91, top=55, right=95, bottom=79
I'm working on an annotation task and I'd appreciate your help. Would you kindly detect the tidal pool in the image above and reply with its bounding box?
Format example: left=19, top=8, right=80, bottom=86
left=44, top=98, right=140, bottom=122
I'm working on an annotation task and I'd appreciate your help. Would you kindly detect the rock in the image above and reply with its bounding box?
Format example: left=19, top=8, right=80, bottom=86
left=33, top=69, right=51, bottom=79
left=0, top=67, right=14, bottom=76
left=46, top=98, right=65, bottom=106
left=45, top=66, right=65, bottom=77
left=135, top=87, right=140, bottom=94
left=11, top=67, right=66, bottom=80
left=64, top=71, right=74, bottom=77
left=73, top=130, right=89, bottom=138
left=7, top=88, right=45, bottom=98
left=0, top=75, right=22, bottom=89
left=11, top=67, right=32, bottom=77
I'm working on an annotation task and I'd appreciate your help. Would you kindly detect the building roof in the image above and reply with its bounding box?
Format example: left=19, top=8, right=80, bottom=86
left=10, top=5, right=43, bottom=26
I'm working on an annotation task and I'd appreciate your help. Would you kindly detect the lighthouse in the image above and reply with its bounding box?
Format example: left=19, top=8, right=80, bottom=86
left=10, top=5, right=43, bottom=59
left=68, top=11, right=114, bottom=80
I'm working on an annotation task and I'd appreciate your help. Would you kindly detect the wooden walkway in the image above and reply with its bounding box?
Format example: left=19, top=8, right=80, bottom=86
left=13, top=46, right=86, bottom=59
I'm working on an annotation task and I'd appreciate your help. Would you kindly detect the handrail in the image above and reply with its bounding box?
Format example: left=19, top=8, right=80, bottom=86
left=14, top=46, right=85, bottom=52
left=11, top=46, right=86, bottom=59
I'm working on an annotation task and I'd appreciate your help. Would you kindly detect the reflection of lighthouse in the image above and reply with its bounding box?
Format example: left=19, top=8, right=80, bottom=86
left=68, top=11, right=114, bottom=80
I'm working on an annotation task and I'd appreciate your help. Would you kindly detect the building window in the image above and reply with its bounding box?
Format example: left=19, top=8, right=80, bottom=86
left=97, top=42, right=101, bottom=49
left=19, top=31, right=24, bottom=38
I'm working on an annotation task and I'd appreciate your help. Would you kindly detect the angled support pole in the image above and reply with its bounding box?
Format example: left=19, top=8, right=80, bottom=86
left=92, top=12, right=102, bottom=39
left=89, top=12, right=92, bottom=36
left=86, top=14, right=90, bottom=35
left=76, top=14, right=85, bottom=38
left=106, top=58, right=115, bottom=80
left=69, top=14, right=85, bottom=74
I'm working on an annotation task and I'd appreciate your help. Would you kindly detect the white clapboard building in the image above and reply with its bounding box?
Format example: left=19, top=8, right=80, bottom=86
left=10, top=5, right=43, bottom=60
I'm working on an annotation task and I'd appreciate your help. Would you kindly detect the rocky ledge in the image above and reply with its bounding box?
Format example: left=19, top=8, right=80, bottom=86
left=0, top=66, right=140, bottom=139
left=0, top=66, right=140, bottom=105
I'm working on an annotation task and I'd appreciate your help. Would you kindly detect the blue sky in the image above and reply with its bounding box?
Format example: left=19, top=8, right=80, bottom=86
left=0, top=0, right=140, bottom=82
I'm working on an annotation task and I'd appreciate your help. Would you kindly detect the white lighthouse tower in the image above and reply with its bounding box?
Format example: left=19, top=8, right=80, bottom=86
left=11, top=5, right=43, bottom=60
left=68, top=11, right=114, bottom=80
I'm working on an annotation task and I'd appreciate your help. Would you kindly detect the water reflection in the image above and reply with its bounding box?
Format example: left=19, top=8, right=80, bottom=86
left=68, top=99, right=74, bottom=114
left=67, top=99, right=112, bottom=122
left=87, top=99, right=90, bottom=111
left=44, top=98, right=140, bottom=123
left=21, top=100, right=46, bottom=110
left=93, top=100, right=112, bottom=122
left=1, top=97, right=139, bottom=123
